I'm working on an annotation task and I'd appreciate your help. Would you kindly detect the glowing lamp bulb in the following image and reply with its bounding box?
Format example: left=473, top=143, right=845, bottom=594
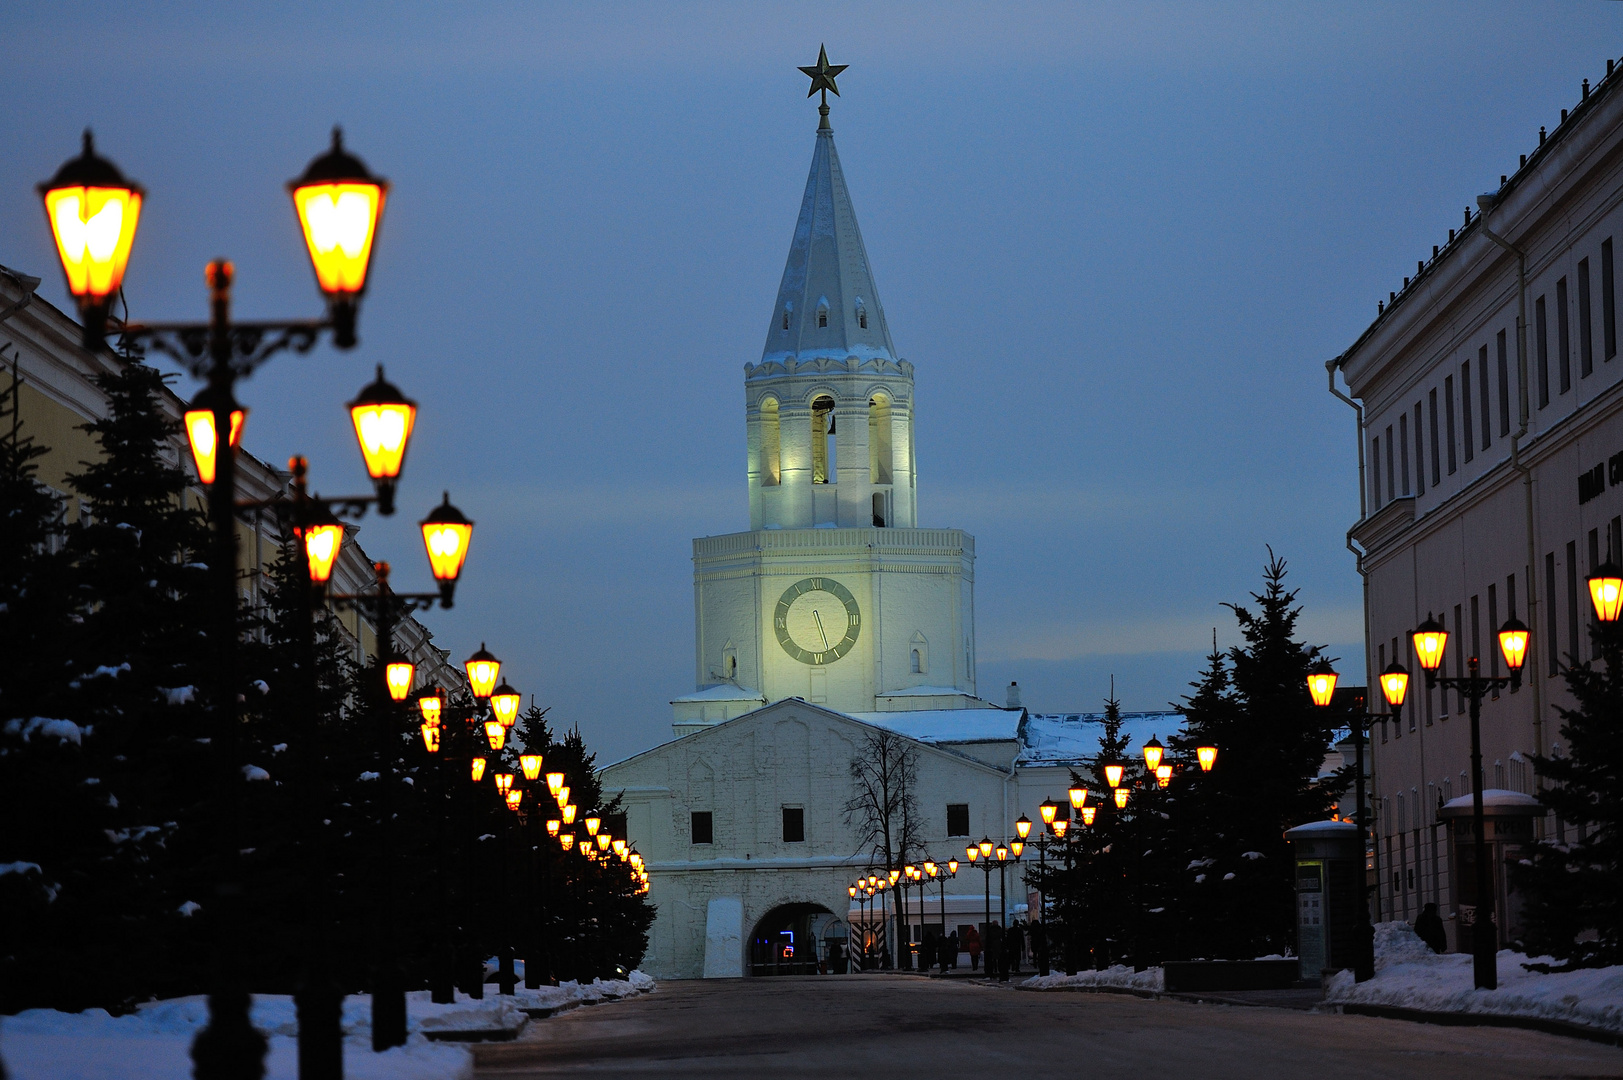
left=1498, top=616, right=1530, bottom=672
left=494, top=772, right=513, bottom=794
left=597, top=832, right=611, bottom=850
left=1156, top=764, right=1172, bottom=787
left=464, top=644, right=500, bottom=699
left=484, top=720, right=505, bottom=751
left=420, top=723, right=440, bottom=753
left=563, top=804, right=577, bottom=825
left=556, top=786, right=570, bottom=808
left=561, top=833, right=574, bottom=851
left=471, top=757, right=487, bottom=783
left=506, top=790, right=523, bottom=811
left=347, top=366, right=416, bottom=487
left=1113, top=788, right=1129, bottom=809
left=1104, top=764, right=1124, bottom=789
left=1379, top=664, right=1410, bottom=709
left=585, top=815, right=601, bottom=836
left=421, top=492, right=474, bottom=585
left=385, top=660, right=414, bottom=701
left=546, top=772, right=565, bottom=796
left=520, top=754, right=543, bottom=781
left=183, top=387, right=246, bottom=487
left=1307, top=663, right=1338, bottom=708
left=1081, top=806, right=1097, bottom=825
left=1590, top=562, right=1623, bottom=622
left=1015, top=814, right=1032, bottom=839
left=417, top=691, right=442, bottom=726
left=1052, top=818, right=1069, bottom=838
left=1069, top=786, right=1088, bottom=810
left=1412, top=615, right=1448, bottom=672
left=1196, top=746, right=1218, bottom=772
left=490, top=682, right=521, bottom=728
left=546, top=819, right=561, bottom=836
left=1039, top=800, right=1058, bottom=825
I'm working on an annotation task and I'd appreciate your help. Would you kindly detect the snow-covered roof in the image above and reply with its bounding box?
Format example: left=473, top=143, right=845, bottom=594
left=876, top=685, right=973, bottom=698
left=850, top=710, right=1019, bottom=744
left=669, top=684, right=768, bottom=704
left=1438, top=789, right=1542, bottom=817
left=1018, top=712, right=1185, bottom=767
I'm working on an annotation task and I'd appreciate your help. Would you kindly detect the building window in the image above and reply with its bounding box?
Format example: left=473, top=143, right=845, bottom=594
left=1547, top=551, right=1560, bottom=677
left=1568, top=540, right=1581, bottom=668
left=1371, top=436, right=1382, bottom=506
left=691, top=811, right=714, bottom=845
left=758, top=397, right=781, bottom=487
left=1444, top=376, right=1457, bottom=475
left=1605, top=238, right=1617, bottom=360
left=1461, top=361, right=1474, bottom=462
left=1558, top=276, right=1572, bottom=392
left=1537, top=295, right=1550, bottom=408
left=910, top=631, right=929, bottom=674
left=782, top=306, right=791, bottom=331
left=857, top=304, right=868, bottom=329
left=811, top=396, right=834, bottom=484
left=1488, top=584, right=1500, bottom=678
left=1580, top=257, right=1594, bottom=377
left=1479, top=345, right=1492, bottom=450
left=1386, top=425, right=1396, bottom=500
left=1429, top=389, right=1441, bottom=485
left=818, top=305, right=829, bottom=328
left=872, top=491, right=887, bottom=528
left=946, top=803, right=970, bottom=837
left=1399, top=413, right=1411, bottom=496
left=1413, top=404, right=1425, bottom=496
left=782, top=806, right=805, bottom=843
left=1592, top=528, right=1604, bottom=660
left=1498, top=330, right=1511, bottom=435
left=869, top=395, right=893, bottom=484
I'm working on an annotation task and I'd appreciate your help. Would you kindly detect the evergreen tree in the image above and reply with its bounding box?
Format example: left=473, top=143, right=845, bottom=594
left=1174, top=550, right=1338, bottom=958
left=1516, top=621, right=1623, bottom=968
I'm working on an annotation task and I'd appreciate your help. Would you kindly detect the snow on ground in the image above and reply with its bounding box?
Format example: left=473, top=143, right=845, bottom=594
left=1021, top=965, right=1164, bottom=993
left=1323, top=921, right=1623, bottom=1033
left=0, top=972, right=655, bottom=1080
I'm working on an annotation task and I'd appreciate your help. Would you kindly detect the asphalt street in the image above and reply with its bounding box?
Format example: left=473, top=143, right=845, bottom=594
left=472, top=975, right=1623, bottom=1079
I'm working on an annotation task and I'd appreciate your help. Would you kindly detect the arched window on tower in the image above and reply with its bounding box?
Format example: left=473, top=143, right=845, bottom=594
left=872, top=491, right=886, bottom=528
left=811, top=396, right=834, bottom=484
left=869, top=394, right=893, bottom=485
left=910, top=632, right=928, bottom=675
left=759, top=398, right=781, bottom=487
left=817, top=299, right=829, bottom=328
left=782, top=303, right=792, bottom=331
left=856, top=299, right=868, bottom=330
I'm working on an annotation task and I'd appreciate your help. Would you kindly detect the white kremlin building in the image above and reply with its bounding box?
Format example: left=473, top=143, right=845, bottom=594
left=600, top=82, right=1177, bottom=980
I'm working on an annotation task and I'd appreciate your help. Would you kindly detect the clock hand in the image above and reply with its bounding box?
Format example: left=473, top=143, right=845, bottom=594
left=813, top=609, right=830, bottom=649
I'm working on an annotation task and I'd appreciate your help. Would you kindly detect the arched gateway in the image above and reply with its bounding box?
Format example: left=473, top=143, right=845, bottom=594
left=748, top=903, right=848, bottom=976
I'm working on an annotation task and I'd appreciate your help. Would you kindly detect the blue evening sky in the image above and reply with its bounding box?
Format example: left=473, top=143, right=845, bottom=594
left=4, top=2, right=1619, bottom=762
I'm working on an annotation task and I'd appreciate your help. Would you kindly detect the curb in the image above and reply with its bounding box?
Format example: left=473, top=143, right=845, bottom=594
left=1333, top=1002, right=1623, bottom=1047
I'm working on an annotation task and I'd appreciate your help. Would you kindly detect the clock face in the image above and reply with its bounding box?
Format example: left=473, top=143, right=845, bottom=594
left=774, top=577, right=862, bottom=666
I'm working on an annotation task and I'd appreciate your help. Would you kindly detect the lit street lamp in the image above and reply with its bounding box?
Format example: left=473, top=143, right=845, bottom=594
left=1408, top=611, right=1529, bottom=989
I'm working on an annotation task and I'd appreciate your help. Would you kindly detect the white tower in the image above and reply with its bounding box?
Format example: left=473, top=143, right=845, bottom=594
left=671, top=89, right=982, bottom=733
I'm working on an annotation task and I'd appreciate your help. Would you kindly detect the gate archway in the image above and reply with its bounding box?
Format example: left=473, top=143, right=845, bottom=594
left=748, top=903, right=846, bottom=976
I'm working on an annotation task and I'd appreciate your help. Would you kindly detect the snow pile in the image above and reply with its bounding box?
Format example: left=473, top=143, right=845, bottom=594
left=4, top=717, right=83, bottom=744
left=0, top=973, right=656, bottom=1080
left=1323, top=921, right=1623, bottom=1034
left=1022, top=964, right=1165, bottom=993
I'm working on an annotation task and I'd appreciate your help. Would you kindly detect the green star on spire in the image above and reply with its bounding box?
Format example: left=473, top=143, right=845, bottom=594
left=799, top=45, right=848, bottom=101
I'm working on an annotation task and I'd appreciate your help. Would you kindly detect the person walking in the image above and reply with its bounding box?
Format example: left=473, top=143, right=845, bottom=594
left=965, top=925, right=982, bottom=971
left=1414, top=902, right=1448, bottom=954
left=985, top=922, right=1005, bottom=981
left=1005, top=920, right=1026, bottom=977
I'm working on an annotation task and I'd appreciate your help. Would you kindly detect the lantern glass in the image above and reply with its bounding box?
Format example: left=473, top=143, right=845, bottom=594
left=556, top=786, right=570, bottom=808
left=1156, top=764, right=1172, bottom=787
left=348, top=366, right=416, bottom=484
left=849, top=886, right=858, bottom=898
left=519, top=754, right=543, bottom=781
left=1142, top=737, right=1164, bottom=772
left=484, top=720, right=505, bottom=751
left=561, top=833, right=575, bottom=851
left=964, top=846, right=978, bottom=862
left=1412, top=615, right=1448, bottom=671
left=1498, top=616, right=1530, bottom=671
left=421, top=492, right=474, bottom=584
left=184, top=403, right=246, bottom=487
left=297, top=519, right=343, bottom=584
left=546, top=819, right=561, bottom=836
left=1081, top=806, right=1097, bottom=825
left=1104, top=764, right=1124, bottom=789
left=1307, top=663, right=1338, bottom=708
left=948, top=859, right=959, bottom=874
left=506, top=790, right=523, bottom=810
left=1196, top=746, right=1217, bottom=772
left=494, top=772, right=513, bottom=794
left=417, top=691, right=442, bottom=726
left=1015, top=814, right=1032, bottom=839
left=385, top=660, right=413, bottom=701
left=420, top=723, right=440, bottom=753
left=1009, top=841, right=1024, bottom=858
left=1068, top=786, right=1087, bottom=809
left=597, top=832, right=611, bottom=850
left=924, top=860, right=937, bottom=876
left=613, top=839, right=627, bottom=855
left=471, top=757, right=487, bottom=783
left=1380, top=663, right=1410, bottom=708
left=289, top=129, right=387, bottom=299
left=995, top=846, right=1008, bottom=861
left=465, top=644, right=501, bottom=698
left=978, top=838, right=994, bottom=858
left=1052, top=818, right=1069, bottom=838
left=1589, top=562, right=1623, bottom=622
left=585, top=815, right=601, bottom=836
left=546, top=772, right=565, bottom=795
left=40, top=133, right=144, bottom=311
left=563, top=805, right=577, bottom=825
left=1113, top=788, right=1129, bottom=809
left=491, top=683, right=521, bottom=727
left=1039, top=799, right=1058, bottom=825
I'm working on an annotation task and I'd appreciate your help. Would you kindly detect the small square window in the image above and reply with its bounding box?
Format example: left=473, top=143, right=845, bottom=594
left=691, top=811, right=712, bottom=845
left=946, top=803, right=969, bottom=837
left=782, top=806, right=805, bottom=843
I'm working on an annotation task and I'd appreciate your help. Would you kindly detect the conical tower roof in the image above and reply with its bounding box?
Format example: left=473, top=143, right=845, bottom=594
left=762, top=119, right=897, bottom=363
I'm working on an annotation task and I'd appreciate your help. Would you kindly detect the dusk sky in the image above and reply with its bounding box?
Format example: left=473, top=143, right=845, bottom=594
left=6, top=2, right=1621, bottom=763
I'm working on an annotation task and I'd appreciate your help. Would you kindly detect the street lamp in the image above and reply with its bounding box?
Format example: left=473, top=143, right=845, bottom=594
left=1142, top=737, right=1164, bottom=772
left=38, top=131, right=143, bottom=350
left=520, top=755, right=543, bottom=782
left=465, top=645, right=501, bottom=699
left=288, top=127, right=388, bottom=348
left=1104, top=764, right=1124, bottom=789
left=490, top=682, right=522, bottom=728
left=1588, top=559, right=1623, bottom=622
left=384, top=660, right=414, bottom=702
left=1113, top=788, right=1129, bottom=809
left=471, top=758, right=488, bottom=783
left=347, top=367, right=416, bottom=516
left=183, top=384, right=246, bottom=487
left=484, top=721, right=506, bottom=751
left=1410, top=613, right=1527, bottom=990
left=420, top=494, right=474, bottom=606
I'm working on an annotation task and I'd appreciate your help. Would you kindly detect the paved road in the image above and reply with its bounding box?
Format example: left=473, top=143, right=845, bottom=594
left=473, top=975, right=1623, bottom=1079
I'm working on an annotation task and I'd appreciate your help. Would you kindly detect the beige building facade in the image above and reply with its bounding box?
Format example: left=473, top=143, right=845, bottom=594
left=1335, top=61, right=1623, bottom=945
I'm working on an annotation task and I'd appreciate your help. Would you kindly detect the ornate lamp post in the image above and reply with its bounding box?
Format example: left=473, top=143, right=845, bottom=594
left=1409, top=612, right=1529, bottom=989
left=40, top=129, right=388, bottom=1080
left=1307, top=658, right=1410, bottom=982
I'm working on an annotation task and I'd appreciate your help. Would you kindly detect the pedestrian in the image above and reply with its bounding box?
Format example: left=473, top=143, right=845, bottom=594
left=1005, top=920, right=1025, bottom=977
left=920, top=931, right=937, bottom=974
left=965, top=925, right=981, bottom=971
left=1414, top=901, right=1447, bottom=954
left=984, top=922, right=1004, bottom=980
left=1030, top=919, right=1050, bottom=976
left=944, top=929, right=959, bottom=972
